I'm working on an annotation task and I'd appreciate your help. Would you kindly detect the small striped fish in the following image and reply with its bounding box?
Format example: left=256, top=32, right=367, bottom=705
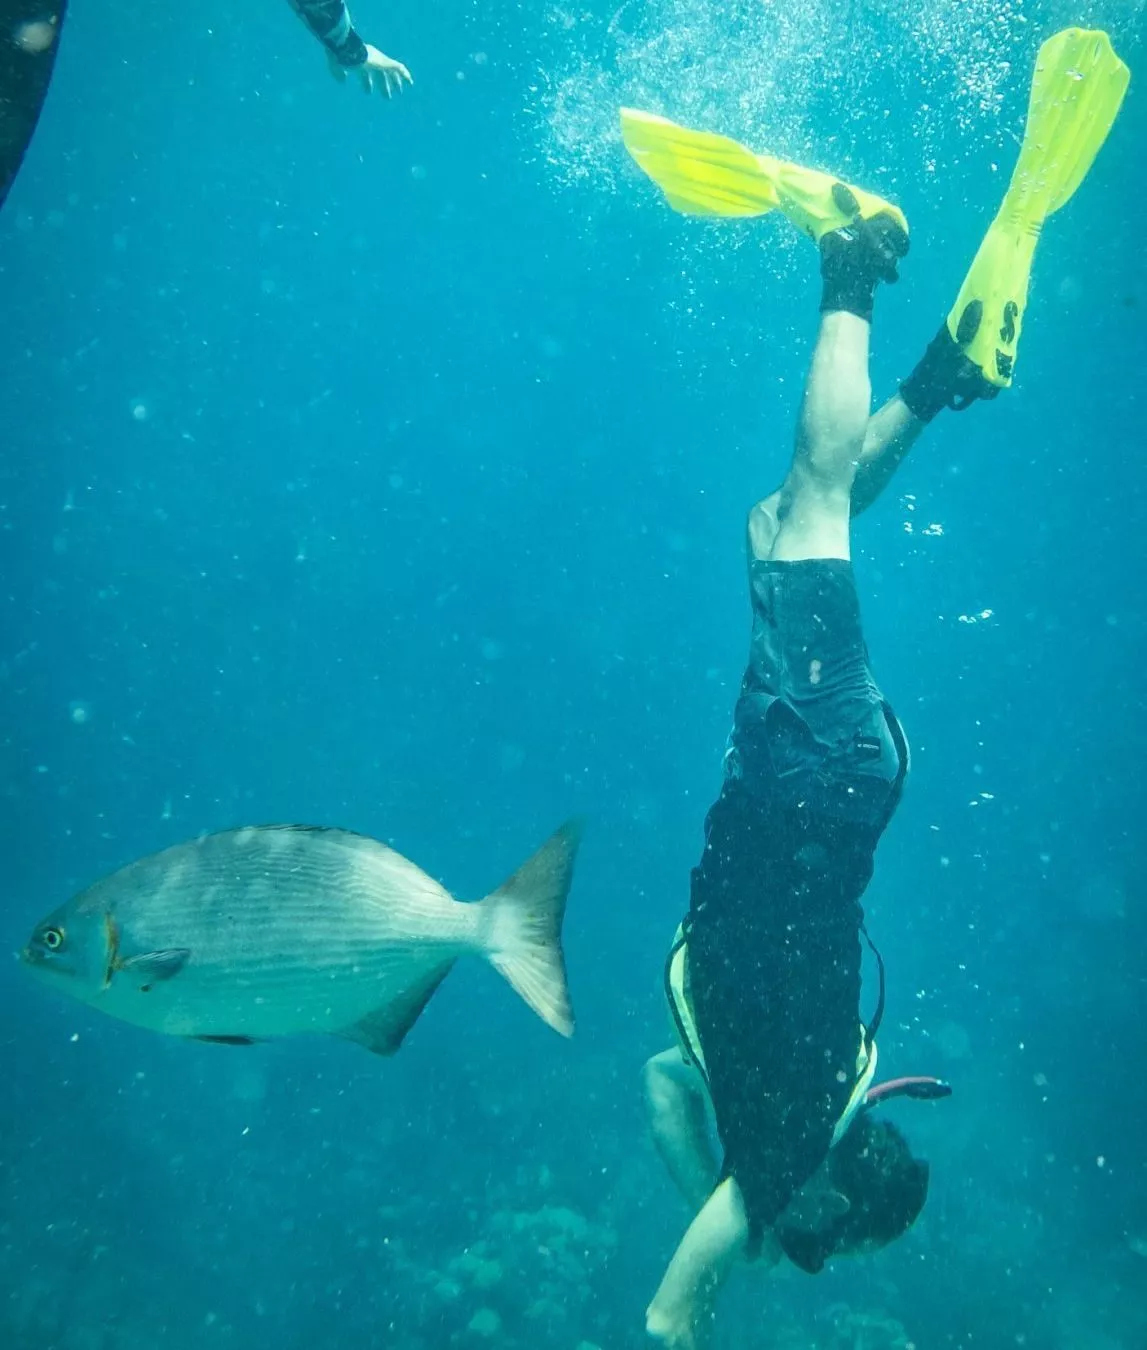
left=21, top=821, right=581, bottom=1054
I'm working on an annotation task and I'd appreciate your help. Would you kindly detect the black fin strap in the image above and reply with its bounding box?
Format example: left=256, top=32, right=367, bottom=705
left=900, top=321, right=1001, bottom=422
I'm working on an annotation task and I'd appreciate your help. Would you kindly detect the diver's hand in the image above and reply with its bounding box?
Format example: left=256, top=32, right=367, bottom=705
left=326, top=45, right=413, bottom=99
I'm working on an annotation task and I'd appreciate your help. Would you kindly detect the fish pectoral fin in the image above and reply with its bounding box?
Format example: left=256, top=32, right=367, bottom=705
left=116, top=947, right=191, bottom=987
left=191, top=1034, right=259, bottom=1046
left=334, top=961, right=456, bottom=1058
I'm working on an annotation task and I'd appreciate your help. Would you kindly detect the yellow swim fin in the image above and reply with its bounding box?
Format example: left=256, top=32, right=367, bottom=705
left=947, top=28, right=1130, bottom=390
left=619, top=108, right=781, bottom=218
left=619, top=107, right=908, bottom=244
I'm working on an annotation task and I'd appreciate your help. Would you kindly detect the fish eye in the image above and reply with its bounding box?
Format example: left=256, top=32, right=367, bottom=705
left=41, top=926, right=65, bottom=951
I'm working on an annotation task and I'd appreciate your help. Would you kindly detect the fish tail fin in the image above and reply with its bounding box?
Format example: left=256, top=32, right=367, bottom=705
left=480, top=819, right=582, bottom=1037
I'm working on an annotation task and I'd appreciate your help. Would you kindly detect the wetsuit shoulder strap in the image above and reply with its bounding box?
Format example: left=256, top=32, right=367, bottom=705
left=871, top=701, right=911, bottom=838
left=860, top=920, right=886, bottom=1052
left=664, top=922, right=710, bottom=1088
left=861, top=706, right=907, bottom=1045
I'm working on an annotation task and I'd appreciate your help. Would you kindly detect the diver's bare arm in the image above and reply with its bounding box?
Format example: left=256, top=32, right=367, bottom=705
left=849, top=393, right=924, bottom=517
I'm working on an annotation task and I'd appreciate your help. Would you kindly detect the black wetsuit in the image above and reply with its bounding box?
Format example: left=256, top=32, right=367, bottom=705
left=1, top=2, right=368, bottom=212
left=685, top=558, right=908, bottom=1239
left=288, top=0, right=369, bottom=67
left=1, top=0, right=68, bottom=210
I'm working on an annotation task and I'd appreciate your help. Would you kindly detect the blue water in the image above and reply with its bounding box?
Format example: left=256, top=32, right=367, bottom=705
left=2, top=1, right=1145, bottom=1347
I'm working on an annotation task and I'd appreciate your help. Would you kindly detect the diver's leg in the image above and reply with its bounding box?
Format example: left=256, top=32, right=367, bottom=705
left=852, top=267, right=1027, bottom=517
left=646, top=1176, right=774, bottom=1350
left=643, top=1049, right=720, bottom=1213
left=750, top=392, right=922, bottom=559
left=768, top=216, right=907, bottom=563
left=849, top=393, right=924, bottom=517
left=769, top=310, right=871, bottom=562
left=852, top=292, right=1013, bottom=515
left=858, top=272, right=1031, bottom=515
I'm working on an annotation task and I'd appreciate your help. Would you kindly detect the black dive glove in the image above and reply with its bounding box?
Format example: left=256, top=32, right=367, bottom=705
left=899, top=321, right=1000, bottom=423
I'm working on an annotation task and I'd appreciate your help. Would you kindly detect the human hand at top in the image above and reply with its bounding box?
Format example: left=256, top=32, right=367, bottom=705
left=327, top=45, right=413, bottom=99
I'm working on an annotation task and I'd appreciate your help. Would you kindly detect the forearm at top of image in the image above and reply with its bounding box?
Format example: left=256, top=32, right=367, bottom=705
left=288, top=0, right=368, bottom=65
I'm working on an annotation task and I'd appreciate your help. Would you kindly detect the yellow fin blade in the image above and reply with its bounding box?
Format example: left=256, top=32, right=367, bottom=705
left=947, top=27, right=1130, bottom=390
left=619, top=107, right=781, bottom=218
left=1013, top=27, right=1130, bottom=220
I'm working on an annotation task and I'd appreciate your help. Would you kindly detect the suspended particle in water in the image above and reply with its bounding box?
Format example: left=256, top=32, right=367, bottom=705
left=1058, top=275, right=1082, bottom=304
left=68, top=700, right=91, bottom=725
left=498, top=742, right=526, bottom=773
left=130, top=399, right=150, bottom=422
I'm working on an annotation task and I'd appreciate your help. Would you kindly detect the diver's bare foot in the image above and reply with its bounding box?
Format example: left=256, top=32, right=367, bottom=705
left=646, top=1302, right=703, bottom=1350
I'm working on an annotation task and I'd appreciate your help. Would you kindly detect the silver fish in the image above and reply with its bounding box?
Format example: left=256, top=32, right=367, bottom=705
left=20, top=820, right=581, bottom=1054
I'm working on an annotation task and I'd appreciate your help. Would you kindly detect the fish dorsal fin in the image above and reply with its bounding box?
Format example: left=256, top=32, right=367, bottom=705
left=334, top=961, right=455, bottom=1057
left=255, top=824, right=374, bottom=841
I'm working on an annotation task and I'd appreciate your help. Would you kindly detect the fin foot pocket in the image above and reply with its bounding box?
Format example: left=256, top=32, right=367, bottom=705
left=900, top=323, right=1001, bottom=423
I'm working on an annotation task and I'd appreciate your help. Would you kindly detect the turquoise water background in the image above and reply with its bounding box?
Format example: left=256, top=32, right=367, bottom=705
left=1, top=1, right=1145, bottom=1346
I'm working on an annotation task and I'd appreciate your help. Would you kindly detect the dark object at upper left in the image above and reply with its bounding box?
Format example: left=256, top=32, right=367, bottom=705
left=1, top=1, right=67, bottom=210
